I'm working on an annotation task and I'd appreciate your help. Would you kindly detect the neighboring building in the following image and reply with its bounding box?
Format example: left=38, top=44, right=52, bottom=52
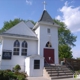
left=0, top=9, right=59, bottom=76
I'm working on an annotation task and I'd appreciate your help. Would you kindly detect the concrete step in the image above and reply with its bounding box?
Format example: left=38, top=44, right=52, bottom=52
left=51, top=75, right=73, bottom=79
left=48, top=72, right=73, bottom=75
left=50, top=73, right=73, bottom=76
left=46, top=69, right=71, bottom=72
left=45, top=67, right=70, bottom=70
left=45, top=66, right=70, bottom=68
left=48, top=71, right=72, bottom=73
left=44, top=65, right=74, bottom=80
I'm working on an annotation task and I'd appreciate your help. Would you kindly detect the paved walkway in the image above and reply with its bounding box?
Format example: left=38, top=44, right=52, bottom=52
left=27, top=77, right=79, bottom=80
left=27, top=77, right=49, bottom=80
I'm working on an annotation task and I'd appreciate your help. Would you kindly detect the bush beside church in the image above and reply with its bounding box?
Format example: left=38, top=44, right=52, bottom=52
left=0, top=65, right=27, bottom=80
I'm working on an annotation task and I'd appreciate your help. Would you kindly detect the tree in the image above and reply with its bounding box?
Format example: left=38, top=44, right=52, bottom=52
left=54, top=19, right=77, bottom=58
left=59, top=45, right=73, bottom=58
left=54, top=19, right=77, bottom=46
left=0, top=18, right=22, bottom=33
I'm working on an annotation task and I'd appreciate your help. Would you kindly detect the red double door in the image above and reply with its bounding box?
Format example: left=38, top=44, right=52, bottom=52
left=44, top=48, right=54, bottom=64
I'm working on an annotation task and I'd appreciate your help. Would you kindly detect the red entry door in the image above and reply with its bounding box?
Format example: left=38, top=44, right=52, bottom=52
left=44, top=48, right=54, bottom=64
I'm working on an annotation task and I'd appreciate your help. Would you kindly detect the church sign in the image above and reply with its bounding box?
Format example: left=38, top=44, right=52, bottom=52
left=2, top=51, right=12, bottom=59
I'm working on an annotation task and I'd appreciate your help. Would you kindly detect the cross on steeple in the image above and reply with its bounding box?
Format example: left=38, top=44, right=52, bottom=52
left=43, top=1, right=46, bottom=10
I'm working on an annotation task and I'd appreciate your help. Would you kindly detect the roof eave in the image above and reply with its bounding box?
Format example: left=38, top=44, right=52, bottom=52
left=0, top=35, right=38, bottom=40
left=33, top=22, right=39, bottom=30
left=33, top=21, right=60, bottom=30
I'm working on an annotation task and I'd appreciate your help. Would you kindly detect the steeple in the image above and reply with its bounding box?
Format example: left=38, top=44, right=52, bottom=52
left=39, top=10, right=54, bottom=24
left=39, top=1, right=54, bottom=24
left=33, top=1, right=55, bottom=30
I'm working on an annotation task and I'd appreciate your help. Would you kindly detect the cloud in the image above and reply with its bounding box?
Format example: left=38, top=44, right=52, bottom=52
left=56, top=1, right=80, bottom=33
left=26, top=0, right=32, bottom=5
left=56, top=15, right=61, bottom=20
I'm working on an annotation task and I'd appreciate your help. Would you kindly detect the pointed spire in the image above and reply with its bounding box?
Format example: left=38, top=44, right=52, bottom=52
left=43, top=1, right=46, bottom=10
left=38, top=1, right=54, bottom=24
left=39, top=10, right=54, bottom=24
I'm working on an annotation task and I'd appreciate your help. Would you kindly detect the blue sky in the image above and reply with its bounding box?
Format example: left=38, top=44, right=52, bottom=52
left=0, top=0, right=80, bottom=58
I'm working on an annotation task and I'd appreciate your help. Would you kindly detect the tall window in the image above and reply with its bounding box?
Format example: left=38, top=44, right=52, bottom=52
left=21, top=41, right=27, bottom=56
left=46, top=41, right=52, bottom=47
left=13, top=40, right=20, bottom=55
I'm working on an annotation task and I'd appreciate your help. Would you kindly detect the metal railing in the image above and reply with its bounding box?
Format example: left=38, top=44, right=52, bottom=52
left=45, top=58, right=75, bottom=77
left=60, top=65, right=66, bottom=75
left=50, top=58, right=60, bottom=76
left=48, top=59, right=59, bottom=76
left=65, top=60, right=75, bottom=73
left=50, top=58, right=68, bottom=75
left=44, top=59, right=53, bottom=76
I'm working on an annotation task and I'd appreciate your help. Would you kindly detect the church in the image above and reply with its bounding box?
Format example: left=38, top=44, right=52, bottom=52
left=0, top=3, right=59, bottom=77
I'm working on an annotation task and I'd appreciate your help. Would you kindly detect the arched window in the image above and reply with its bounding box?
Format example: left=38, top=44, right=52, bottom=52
left=13, top=40, right=20, bottom=55
left=21, top=41, right=27, bottom=56
left=46, top=41, right=52, bottom=47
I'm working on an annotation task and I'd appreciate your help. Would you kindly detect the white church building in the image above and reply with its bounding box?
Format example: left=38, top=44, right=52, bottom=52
left=0, top=8, right=59, bottom=76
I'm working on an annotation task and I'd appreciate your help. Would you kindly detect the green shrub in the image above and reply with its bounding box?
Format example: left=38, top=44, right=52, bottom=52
left=15, top=72, right=26, bottom=78
left=17, top=75, right=25, bottom=80
left=74, top=74, right=77, bottom=78
left=8, top=71, right=17, bottom=79
left=0, top=70, right=9, bottom=80
left=5, top=69, right=11, bottom=72
left=0, top=70, right=26, bottom=80
left=3, top=72, right=9, bottom=80
left=0, top=70, right=3, bottom=80
left=14, top=64, right=21, bottom=72
left=0, top=70, right=17, bottom=80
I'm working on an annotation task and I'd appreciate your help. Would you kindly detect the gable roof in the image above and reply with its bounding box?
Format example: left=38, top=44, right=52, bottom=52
left=3, top=21, right=36, bottom=37
left=39, top=10, right=54, bottom=24
left=25, top=20, right=34, bottom=29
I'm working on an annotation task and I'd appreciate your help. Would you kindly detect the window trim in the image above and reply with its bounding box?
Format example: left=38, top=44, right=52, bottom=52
left=13, top=40, right=20, bottom=55
left=21, top=41, right=27, bottom=56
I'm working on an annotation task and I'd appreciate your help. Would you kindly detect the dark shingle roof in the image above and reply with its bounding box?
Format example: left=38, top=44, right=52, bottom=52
left=39, top=10, right=54, bottom=24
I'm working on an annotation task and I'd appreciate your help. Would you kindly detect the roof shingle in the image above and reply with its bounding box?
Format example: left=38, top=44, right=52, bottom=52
left=39, top=10, right=54, bottom=24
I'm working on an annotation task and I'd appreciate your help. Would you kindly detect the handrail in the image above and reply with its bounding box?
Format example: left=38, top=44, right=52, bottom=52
left=60, top=65, right=66, bottom=75
left=44, top=59, right=51, bottom=67
left=50, top=58, right=59, bottom=76
left=55, top=64, right=59, bottom=76
left=50, top=58, right=67, bottom=75
left=65, top=60, right=75, bottom=73
left=45, top=58, right=70, bottom=76
left=44, top=59, right=53, bottom=76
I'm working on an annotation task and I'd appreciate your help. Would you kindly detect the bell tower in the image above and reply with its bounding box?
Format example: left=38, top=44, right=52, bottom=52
left=33, top=2, right=59, bottom=64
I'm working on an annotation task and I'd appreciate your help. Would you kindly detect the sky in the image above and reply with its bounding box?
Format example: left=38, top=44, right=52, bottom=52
left=0, top=0, right=80, bottom=58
